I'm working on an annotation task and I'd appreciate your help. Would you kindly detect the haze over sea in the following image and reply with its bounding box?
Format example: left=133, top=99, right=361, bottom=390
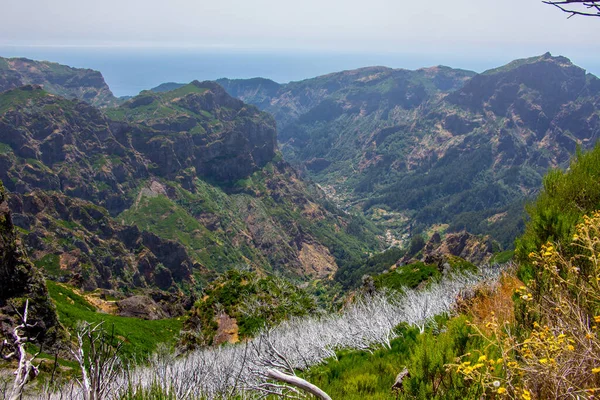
left=3, top=46, right=600, bottom=98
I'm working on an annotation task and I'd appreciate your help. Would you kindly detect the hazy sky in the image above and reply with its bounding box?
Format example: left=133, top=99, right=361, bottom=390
left=1, top=0, right=598, bottom=52
left=1, top=0, right=599, bottom=94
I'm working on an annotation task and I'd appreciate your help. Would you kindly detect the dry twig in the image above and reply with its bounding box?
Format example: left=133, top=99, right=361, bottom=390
left=543, top=0, right=600, bottom=18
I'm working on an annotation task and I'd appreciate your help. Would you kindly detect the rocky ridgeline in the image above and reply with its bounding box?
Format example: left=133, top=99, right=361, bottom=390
left=0, top=56, right=119, bottom=107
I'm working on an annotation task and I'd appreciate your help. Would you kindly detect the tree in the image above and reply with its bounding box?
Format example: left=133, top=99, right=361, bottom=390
left=543, top=1, right=600, bottom=17
left=1, top=300, right=42, bottom=400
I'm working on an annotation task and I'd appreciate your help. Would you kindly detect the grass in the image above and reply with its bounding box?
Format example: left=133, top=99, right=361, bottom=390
left=34, top=254, right=70, bottom=278
left=306, top=315, right=480, bottom=400
left=118, top=192, right=235, bottom=269
left=46, top=281, right=183, bottom=358
left=105, top=83, right=209, bottom=123
left=306, top=328, right=420, bottom=400
left=490, top=250, right=514, bottom=264
left=120, top=194, right=209, bottom=249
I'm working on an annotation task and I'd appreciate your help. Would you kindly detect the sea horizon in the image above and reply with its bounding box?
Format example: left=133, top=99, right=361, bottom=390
left=2, top=45, right=600, bottom=98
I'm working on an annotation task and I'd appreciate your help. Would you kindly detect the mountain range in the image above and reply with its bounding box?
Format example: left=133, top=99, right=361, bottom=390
left=212, top=53, right=600, bottom=248
left=0, top=51, right=598, bottom=340
left=0, top=77, right=379, bottom=312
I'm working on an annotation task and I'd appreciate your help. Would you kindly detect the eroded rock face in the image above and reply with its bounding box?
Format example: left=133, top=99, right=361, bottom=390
left=116, top=296, right=168, bottom=320
left=212, top=312, right=239, bottom=346
left=0, top=79, right=378, bottom=293
left=298, top=242, right=337, bottom=279
left=9, top=190, right=198, bottom=292
left=421, top=231, right=495, bottom=266
left=0, top=57, right=119, bottom=107
left=0, top=180, right=59, bottom=346
left=119, top=81, right=278, bottom=183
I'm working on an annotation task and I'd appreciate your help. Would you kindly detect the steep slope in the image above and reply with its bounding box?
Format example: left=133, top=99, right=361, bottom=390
left=0, top=180, right=60, bottom=347
left=219, top=54, right=600, bottom=248
left=0, top=56, right=118, bottom=107
left=0, top=83, right=379, bottom=296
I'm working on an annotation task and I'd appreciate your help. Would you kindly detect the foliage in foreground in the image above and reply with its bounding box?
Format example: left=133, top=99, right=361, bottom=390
left=516, top=145, right=600, bottom=273
left=449, top=211, right=600, bottom=399
left=306, top=317, right=477, bottom=400
left=32, top=267, right=501, bottom=399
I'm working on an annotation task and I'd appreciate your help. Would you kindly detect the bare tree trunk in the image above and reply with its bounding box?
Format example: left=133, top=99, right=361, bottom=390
left=265, top=369, right=331, bottom=400
left=7, top=300, right=40, bottom=400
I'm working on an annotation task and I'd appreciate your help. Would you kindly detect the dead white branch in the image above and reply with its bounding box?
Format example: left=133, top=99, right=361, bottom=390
left=265, top=369, right=331, bottom=400
left=8, top=300, right=41, bottom=400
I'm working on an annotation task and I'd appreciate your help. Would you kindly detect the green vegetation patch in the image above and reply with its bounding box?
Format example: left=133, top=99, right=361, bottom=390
left=184, top=269, right=316, bottom=346
left=120, top=193, right=211, bottom=254
left=46, top=281, right=182, bottom=358
left=34, top=253, right=69, bottom=278
left=307, top=316, right=486, bottom=400
left=0, top=142, right=13, bottom=154
left=105, top=83, right=209, bottom=123
left=516, top=144, right=600, bottom=278
left=0, top=86, right=51, bottom=114
left=335, top=247, right=405, bottom=289
left=374, top=261, right=440, bottom=291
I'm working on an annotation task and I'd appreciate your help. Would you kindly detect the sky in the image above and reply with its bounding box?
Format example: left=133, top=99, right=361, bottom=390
left=1, top=0, right=599, bottom=95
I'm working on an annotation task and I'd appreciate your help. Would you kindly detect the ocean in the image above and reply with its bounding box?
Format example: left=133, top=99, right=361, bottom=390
left=1, top=46, right=599, bottom=98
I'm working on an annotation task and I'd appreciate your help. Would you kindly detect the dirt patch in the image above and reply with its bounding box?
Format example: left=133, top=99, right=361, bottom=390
left=298, top=242, right=338, bottom=279
left=213, top=312, right=239, bottom=345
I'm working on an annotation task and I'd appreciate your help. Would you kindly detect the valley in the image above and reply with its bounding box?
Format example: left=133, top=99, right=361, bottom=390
left=0, top=51, right=599, bottom=399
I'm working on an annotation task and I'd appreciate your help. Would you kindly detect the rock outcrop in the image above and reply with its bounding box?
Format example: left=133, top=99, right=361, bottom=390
left=401, top=231, right=495, bottom=268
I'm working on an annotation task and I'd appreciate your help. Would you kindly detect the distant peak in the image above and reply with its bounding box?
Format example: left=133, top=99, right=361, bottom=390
left=190, top=80, right=225, bottom=92
left=483, top=53, right=575, bottom=75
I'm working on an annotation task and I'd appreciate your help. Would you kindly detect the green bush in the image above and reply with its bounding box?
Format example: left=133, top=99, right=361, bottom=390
left=516, top=144, right=600, bottom=280
left=374, top=262, right=440, bottom=291
left=306, top=316, right=484, bottom=400
left=184, top=269, right=316, bottom=345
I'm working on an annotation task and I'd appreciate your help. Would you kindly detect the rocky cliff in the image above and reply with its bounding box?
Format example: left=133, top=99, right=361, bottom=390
left=0, top=56, right=118, bottom=107
left=0, top=180, right=59, bottom=347
left=0, top=81, right=379, bottom=296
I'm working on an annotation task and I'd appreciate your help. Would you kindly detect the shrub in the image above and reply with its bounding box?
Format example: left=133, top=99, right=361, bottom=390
left=452, top=211, right=600, bottom=399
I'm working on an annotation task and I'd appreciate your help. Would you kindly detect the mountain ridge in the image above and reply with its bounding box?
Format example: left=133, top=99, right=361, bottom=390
left=215, top=53, right=600, bottom=248
left=0, top=81, right=380, bottom=297
left=0, top=56, right=119, bottom=107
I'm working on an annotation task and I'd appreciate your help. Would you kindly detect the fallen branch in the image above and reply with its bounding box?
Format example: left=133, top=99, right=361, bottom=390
left=265, top=369, right=331, bottom=400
